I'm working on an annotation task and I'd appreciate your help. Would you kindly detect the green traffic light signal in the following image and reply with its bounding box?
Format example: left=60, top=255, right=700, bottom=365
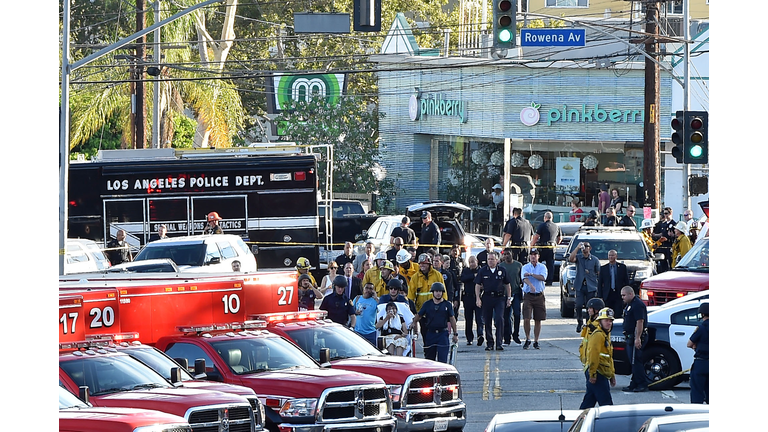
left=682, top=111, right=708, bottom=164
left=493, top=0, right=516, bottom=49
left=499, top=29, right=512, bottom=42
left=689, top=144, right=703, bottom=158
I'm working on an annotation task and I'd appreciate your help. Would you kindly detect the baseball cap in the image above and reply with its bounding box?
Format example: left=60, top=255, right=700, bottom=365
left=529, top=248, right=540, bottom=255
left=421, top=211, right=431, bottom=219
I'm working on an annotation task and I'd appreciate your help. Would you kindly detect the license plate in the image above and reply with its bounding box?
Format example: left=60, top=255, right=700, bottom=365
left=611, top=335, right=625, bottom=343
left=434, top=419, right=449, bottom=432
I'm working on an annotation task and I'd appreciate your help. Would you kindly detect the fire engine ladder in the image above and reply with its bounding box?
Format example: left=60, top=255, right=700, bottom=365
left=309, top=144, right=333, bottom=262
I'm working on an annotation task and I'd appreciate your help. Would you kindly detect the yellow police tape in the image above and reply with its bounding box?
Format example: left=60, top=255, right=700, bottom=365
left=244, top=241, right=556, bottom=249
left=647, top=367, right=692, bottom=388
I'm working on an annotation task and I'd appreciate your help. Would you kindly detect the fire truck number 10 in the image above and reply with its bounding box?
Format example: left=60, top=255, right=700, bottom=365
left=60, top=307, right=116, bottom=335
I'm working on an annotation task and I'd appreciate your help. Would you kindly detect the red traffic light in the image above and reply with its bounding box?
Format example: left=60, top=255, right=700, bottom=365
left=498, top=0, right=513, bottom=11
left=690, top=117, right=703, bottom=130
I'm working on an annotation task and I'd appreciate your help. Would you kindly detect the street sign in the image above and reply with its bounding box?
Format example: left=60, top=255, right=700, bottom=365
left=520, top=28, right=586, bottom=47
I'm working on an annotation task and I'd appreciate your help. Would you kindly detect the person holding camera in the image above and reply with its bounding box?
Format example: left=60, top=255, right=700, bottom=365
left=569, top=241, right=601, bottom=333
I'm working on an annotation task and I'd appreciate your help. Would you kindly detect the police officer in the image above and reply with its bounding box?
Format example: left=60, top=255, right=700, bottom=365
left=474, top=251, right=512, bottom=351
left=531, top=211, right=562, bottom=286
left=297, top=274, right=324, bottom=311
left=419, top=211, right=441, bottom=255
left=409, top=283, right=459, bottom=363
left=620, top=286, right=650, bottom=392
left=502, top=207, right=534, bottom=264
left=319, top=275, right=356, bottom=327
left=107, top=229, right=133, bottom=265
left=687, top=302, right=709, bottom=404
left=460, top=255, right=484, bottom=346
left=579, top=307, right=616, bottom=409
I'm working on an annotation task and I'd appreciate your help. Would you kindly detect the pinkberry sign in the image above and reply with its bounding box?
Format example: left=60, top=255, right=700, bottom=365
left=520, top=102, right=645, bottom=126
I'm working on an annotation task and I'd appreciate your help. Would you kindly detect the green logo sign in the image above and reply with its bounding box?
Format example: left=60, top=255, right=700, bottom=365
left=409, top=93, right=467, bottom=123
left=273, top=73, right=346, bottom=110
left=546, top=104, right=644, bottom=126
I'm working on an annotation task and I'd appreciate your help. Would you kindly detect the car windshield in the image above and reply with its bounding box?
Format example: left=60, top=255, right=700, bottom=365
left=283, top=325, right=383, bottom=362
left=60, top=355, right=171, bottom=396
left=568, top=238, right=648, bottom=260
left=135, top=244, right=206, bottom=266
left=495, top=421, right=573, bottom=432
left=209, top=336, right=318, bottom=375
left=592, top=416, right=652, bottom=432
left=59, top=385, right=89, bottom=410
left=674, top=238, right=708, bottom=270
left=125, top=347, right=195, bottom=381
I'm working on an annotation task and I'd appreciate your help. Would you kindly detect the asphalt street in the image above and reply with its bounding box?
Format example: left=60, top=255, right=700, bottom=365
left=409, top=282, right=694, bottom=432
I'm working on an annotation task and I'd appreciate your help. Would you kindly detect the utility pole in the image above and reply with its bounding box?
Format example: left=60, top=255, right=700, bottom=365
left=681, top=0, right=691, bottom=213
left=642, top=1, right=661, bottom=210
left=153, top=0, right=161, bottom=148
left=134, top=0, right=147, bottom=148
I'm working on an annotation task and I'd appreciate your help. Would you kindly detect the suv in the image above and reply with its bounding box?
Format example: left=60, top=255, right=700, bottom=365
left=355, top=215, right=406, bottom=256
left=133, top=234, right=257, bottom=272
left=406, top=201, right=471, bottom=254
left=639, top=237, right=709, bottom=306
left=559, top=226, right=660, bottom=318
left=568, top=403, right=709, bottom=432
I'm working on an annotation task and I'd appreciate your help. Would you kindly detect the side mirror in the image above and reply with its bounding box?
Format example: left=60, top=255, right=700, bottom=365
left=207, top=257, right=221, bottom=265
left=319, top=348, right=332, bottom=368
left=78, top=386, right=90, bottom=405
left=653, top=253, right=665, bottom=261
left=194, top=359, right=208, bottom=379
left=174, top=357, right=189, bottom=370
left=170, top=367, right=182, bottom=384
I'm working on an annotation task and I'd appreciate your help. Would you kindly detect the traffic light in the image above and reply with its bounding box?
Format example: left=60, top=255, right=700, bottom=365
left=670, top=110, right=685, bottom=164
left=493, top=0, right=516, bottom=49
left=683, top=111, right=708, bottom=164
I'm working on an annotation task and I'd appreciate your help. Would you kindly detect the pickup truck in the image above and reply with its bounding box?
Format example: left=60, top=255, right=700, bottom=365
left=319, top=200, right=378, bottom=263
left=59, top=385, right=192, bottom=432
left=59, top=343, right=259, bottom=432
left=155, top=321, right=396, bottom=432
left=639, top=237, right=709, bottom=306
left=254, top=311, right=467, bottom=432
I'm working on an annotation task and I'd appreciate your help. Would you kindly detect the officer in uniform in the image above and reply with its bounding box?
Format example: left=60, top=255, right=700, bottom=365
left=319, top=275, right=356, bottom=327
left=531, top=211, right=562, bottom=286
left=419, top=211, right=441, bottom=255
left=502, top=207, right=534, bottom=264
left=474, top=251, right=512, bottom=351
left=620, top=286, right=650, bottom=392
left=687, top=302, right=709, bottom=404
left=409, top=283, right=459, bottom=363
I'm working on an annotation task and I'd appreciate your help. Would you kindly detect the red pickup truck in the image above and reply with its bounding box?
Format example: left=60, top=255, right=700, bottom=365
left=255, top=311, right=466, bottom=432
left=59, top=385, right=192, bottom=432
left=154, top=322, right=396, bottom=432
left=639, top=237, right=709, bottom=306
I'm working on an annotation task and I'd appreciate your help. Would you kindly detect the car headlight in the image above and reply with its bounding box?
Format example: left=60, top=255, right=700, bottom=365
left=279, top=398, right=318, bottom=417
left=566, top=267, right=577, bottom=280
left=634, top=269, right=651, bottom=280
left=388, top=384, right=403, bottom=404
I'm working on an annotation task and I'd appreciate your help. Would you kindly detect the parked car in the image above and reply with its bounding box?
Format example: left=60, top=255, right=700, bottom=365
left=354, top=215, right=403, bottom=256
left=567, top=403, right=710, bottom=432
left=559, top=226, right=660, bottom=318
left=133, top=234, right=257, bottom=273
left=66, top=238, right=112, bottom=274
left=637, top=413, right=709, bottom=432
left=318, top=199, right=378, bottom=263
left=486, top=409, right=582, bottom=432
left=107, top=258, right=180, bottom=273
left=612, top=298, right=709, bottom=388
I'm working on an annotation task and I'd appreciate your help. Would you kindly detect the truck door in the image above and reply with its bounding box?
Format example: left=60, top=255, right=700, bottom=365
left=148, top=197, right=191, bottom=239
left=104, top=199, right=145, bottom=250
left=191, top=195, right=247, bottom=237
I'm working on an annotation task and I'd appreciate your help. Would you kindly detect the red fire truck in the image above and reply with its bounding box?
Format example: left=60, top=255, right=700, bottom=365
left=254, top=311, right=467, bottom=432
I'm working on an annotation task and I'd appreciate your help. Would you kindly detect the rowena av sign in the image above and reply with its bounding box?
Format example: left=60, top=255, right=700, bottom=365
left=520, top=28, right=586, bottom=47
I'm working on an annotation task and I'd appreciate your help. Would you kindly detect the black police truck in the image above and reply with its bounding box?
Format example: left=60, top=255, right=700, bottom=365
left=67, top=147, right=319, bottom=270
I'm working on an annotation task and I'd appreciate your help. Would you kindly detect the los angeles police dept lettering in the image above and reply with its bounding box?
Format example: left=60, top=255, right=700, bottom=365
left=106, top=175, right=265, bottom=191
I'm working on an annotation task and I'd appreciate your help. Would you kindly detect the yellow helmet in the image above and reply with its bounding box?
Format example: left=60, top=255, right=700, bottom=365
left=296, top=257, right=311, bottom=269
left=381, top=260, right=395, bottom=272
left=596, top=307, right=615, bottom=321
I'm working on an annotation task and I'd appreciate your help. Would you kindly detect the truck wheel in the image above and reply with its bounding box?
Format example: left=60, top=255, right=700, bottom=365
left=560, top=293, right=575, bottom=318
left=643, top=345, right=682, bottom=390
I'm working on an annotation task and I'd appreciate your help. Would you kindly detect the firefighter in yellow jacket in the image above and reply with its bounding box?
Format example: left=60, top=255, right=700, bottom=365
left=579, top=307, right=616, bottom=409
left=579, top=297, right=605, bottom=366
left=408, top=254, right=444, bottom=311
left=671, top=221, right=692, bottom=267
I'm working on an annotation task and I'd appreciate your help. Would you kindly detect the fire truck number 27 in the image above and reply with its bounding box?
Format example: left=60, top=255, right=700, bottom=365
left=59, top=307, right=116, bottom=335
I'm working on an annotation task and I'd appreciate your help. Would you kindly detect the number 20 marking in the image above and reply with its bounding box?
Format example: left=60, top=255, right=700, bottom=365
left=278, top=286, right=294, bottom=305
left=90, top=306, right=115, bottom=328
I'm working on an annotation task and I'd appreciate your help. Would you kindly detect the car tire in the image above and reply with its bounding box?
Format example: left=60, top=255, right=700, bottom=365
left=560, top=293, right=575, bottom=318
left=643, top=345, right=683, bottom=390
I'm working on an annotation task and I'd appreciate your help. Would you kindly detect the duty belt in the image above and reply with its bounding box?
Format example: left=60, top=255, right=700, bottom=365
left=485, top=291, right=506, bottom=297
left=426, top=328, right=448, bottom=334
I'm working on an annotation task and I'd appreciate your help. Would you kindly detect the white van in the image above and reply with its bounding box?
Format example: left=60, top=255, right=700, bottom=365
left=132, top=234, right=257, bottom=273
left=66, top=239, right=112, bottom=274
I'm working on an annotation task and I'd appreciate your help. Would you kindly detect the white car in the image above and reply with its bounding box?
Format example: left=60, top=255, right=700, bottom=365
left=65, top=239, right=111, bottom=274
left=637, top=413, right=709, bottom=432
left=486, top=410, right=582, bottom=432
left=612, top=298, right=709, bottom=388
left=133, top=234, right=257, bottom=273
left=568, top=404, right=709, bottom=432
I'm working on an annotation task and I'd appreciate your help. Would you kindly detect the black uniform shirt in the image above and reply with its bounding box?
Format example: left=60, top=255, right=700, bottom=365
left=391, top=226, right=416, bottom=246
left=618, top=215, right=636, bottom=227
left=474, top=265, right=511, bottom=296
left=421, top=221, right=441, bottom=247
left=622, top=296, right=648, bottom=336
left=460, top=267, right=480, bottom=301
left=504, top=217, right=534, bottom=244
left=417, top=299, right=455, bottom=332
left=536, top=220, right=561, bottom=245
left=319, top=292, right=355, bottom=325
left=689, top=319, right=709, bottom=359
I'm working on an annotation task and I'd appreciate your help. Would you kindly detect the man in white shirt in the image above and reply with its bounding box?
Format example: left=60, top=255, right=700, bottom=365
left=520, top=249, right=547, bottom=350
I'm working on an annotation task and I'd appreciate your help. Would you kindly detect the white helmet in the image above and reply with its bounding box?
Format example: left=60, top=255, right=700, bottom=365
left=640, top=219, right=654, bottom=230
left=396, top=249, right=412, bottom=264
